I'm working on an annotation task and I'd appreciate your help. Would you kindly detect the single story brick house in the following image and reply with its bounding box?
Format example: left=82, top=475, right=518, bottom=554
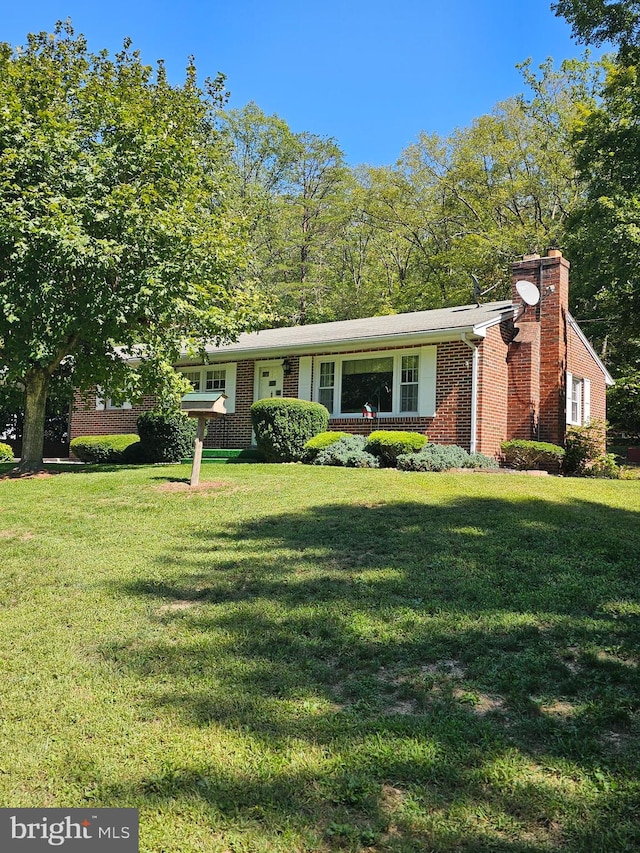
left=70, top=250, right=613, bottom=458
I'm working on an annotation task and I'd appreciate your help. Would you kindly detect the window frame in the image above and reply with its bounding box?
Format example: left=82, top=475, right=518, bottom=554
left=312, top=347, right=436, bottom=418
left=566, top=371, right=591, bottom=426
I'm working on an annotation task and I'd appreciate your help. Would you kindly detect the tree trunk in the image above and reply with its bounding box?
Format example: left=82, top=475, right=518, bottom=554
left=16, top=369, right=49, bottom=473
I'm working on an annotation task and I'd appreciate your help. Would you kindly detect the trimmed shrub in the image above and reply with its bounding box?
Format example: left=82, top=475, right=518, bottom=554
left=398, top=443, right=477, bottom=472
left=564, top=420, right=606, bottom=475
left=137, top=411, right=197, bottom=463
left=70, top=434, right=140, bottom=463
left=302, top=431, right=349, bottom=462
left=500, top=439, right=565, bottom=471
left=0, top=441, right=14, bottom=462
left=365, top=430, right=428, bottom=467
left=251, top=398, right=329, bottom=463
left=313, top=434, right=379, bottom=468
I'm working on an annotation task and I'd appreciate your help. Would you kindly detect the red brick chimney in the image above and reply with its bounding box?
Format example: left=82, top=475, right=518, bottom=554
left=508, top=250, right=570, bottom=446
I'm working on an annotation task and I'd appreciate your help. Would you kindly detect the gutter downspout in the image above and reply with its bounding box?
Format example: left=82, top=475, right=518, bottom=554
left=462, top=333, right=479, bottom=454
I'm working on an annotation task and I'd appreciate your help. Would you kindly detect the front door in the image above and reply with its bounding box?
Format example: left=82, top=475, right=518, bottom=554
left=257, top=365, right=284, bottom=400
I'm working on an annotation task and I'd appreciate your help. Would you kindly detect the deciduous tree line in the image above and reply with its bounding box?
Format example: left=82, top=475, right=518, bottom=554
left=218, top=58, right=600, bottom=329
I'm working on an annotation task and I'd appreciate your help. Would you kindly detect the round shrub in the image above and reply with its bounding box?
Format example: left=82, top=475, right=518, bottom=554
left=137, top=411, right=197, bottom=463
left=364, top=430, right=428, bottom=467
left=302, top=431, right=349, bottom=462
left=501, top=439, right=565, bottom=471
left=0, top=441, right=14, bottom=462
left=313, top=434, right=379, bottom=468
left=398, top=443, right=480, bottom=472
left=70, top=434, right=140, bottom=463
left=251, top=398, right=329, bottom=463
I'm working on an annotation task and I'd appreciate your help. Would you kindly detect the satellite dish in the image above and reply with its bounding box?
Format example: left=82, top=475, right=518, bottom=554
left=515, top=279, right=540, bottom=306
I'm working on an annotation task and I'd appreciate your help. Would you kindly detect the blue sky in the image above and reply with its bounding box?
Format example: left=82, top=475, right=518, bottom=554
left=3, top=1, right=595, bottom=166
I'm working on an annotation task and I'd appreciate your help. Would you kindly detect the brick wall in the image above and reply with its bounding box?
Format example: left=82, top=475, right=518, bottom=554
left=567, top=323, right=607, bottom=424
left=477, top=324, right=510, bottom=458
left=70, top=342, right=477, bottom=451
left=70, top=391, right=154, bottom=438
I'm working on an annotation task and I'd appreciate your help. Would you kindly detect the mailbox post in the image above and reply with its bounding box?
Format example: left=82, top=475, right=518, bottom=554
left=180, top=392, right=228, bottom=487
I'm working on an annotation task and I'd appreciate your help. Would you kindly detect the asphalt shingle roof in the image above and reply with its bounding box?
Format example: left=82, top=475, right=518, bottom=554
left=200, top=300, right=513, bottom=357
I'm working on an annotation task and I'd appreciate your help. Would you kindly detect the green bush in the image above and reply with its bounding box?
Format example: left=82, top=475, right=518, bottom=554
left=302, top=431, right=349, bottom=462
left=397, top=443, right=496, bottom=472
left=584, top=452, right=620, bottom=479
left=467, top=452, right=500, bottom=470
left=312, top=434, right=379, bottom=468
left=364, top=430, right=428, bottom=467
left=564, top=420, right=606, bottom=475
left=251, top=398, right=329, bottom=463
left=137, top=411, right=197, bottom=463
left=70, top=434, right=140, bottom=463
left=500, top=439, right=565, bottom=471
left=0, top=441, right=14, bottom=462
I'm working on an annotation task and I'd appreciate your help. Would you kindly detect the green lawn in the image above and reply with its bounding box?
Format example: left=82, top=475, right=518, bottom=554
left=1, top=463, right=639, bottom=852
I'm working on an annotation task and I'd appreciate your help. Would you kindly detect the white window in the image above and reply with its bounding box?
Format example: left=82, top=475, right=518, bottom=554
left=400, top=354, right=420, bottom=412
left=313, top=347, right=436, bottom=418
left=566, top=372, right=591, bottom=425
left=205, top=368, right=226, bottom=392
left=181, top=370, right=202, bottom=392
left=95, top=389, right=131, bottom=410
left=318, top=361, right=335, bottom=412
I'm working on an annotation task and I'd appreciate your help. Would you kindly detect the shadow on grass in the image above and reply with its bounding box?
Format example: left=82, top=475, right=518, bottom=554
left=106, top=493, right=640, bottom=851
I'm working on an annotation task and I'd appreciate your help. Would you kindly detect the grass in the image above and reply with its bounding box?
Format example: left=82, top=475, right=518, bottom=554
left=0, top=462, right=639, bottom=852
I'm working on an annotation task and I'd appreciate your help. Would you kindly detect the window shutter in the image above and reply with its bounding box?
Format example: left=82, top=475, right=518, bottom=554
left=224, top=363, right=237, bottom=414
left=565, top=372, right=573, bottom=424
left=95, top=388, right=105, bottom=411
left=418, top=346, right=437, bottom=417
left=583, top=378, right=591, bottom=424
left=298, top=356, right=313, bottom=401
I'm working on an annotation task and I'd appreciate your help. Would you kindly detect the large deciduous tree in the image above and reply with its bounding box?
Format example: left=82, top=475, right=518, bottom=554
left=552, top=0, right=640, bottom=49
left=0, top=23, right=262, bottom=472
left=552, top=1, right=640, bottom=372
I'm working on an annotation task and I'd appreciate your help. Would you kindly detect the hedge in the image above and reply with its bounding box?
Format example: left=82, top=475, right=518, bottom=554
left=251, top=398, right=329, bottom=462
left=500, top=439, right=565, bottom=470
left=70, top=434, right=140, bottom=463
left=0, top=442, right=14, bottom=462
left=137, top=411, right=197, bottom=463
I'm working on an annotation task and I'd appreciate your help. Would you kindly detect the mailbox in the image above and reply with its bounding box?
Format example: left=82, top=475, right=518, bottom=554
left=181, top=392, right=228, bottom=418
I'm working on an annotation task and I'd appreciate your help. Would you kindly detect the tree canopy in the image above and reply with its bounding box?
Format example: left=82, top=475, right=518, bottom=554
left=220, top=57, right=599, bottom=323
left=0, top=22, right=263, bottom=470
left=552, top=0, right=640, bottom=48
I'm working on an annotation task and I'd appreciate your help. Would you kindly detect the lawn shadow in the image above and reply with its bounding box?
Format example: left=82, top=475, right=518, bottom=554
left=106, top=493, right=640, bottom=850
